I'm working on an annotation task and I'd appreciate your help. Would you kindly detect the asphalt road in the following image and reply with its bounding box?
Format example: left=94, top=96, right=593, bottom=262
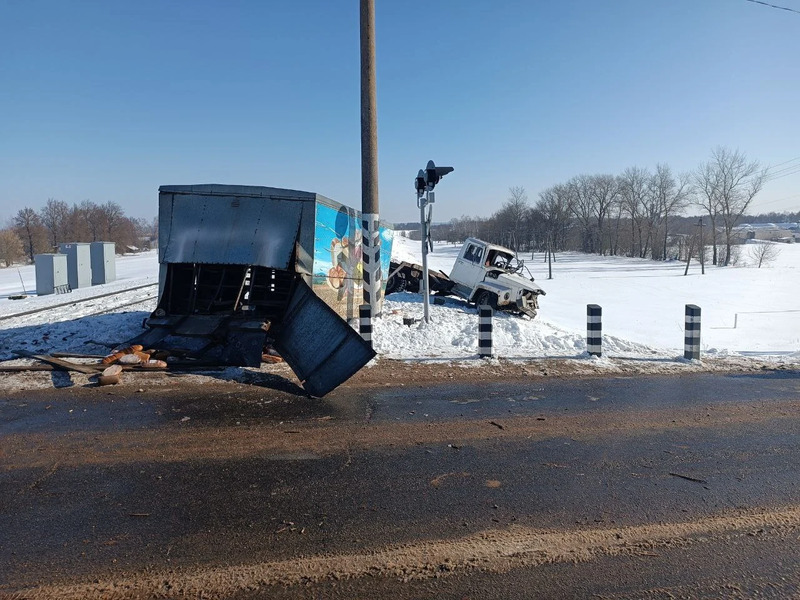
left=2, top=370, right=800, bottom=599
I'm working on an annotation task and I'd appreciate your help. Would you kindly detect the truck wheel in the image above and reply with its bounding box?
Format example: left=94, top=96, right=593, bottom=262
left=385, top=273, right=407, bottom=295
left=475, top=290, right=498, bottom=310
left=385, top=273, right=399, bottom=294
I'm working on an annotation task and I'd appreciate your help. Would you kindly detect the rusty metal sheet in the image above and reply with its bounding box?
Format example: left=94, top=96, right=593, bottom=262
left=273, top=279, right=375, bottom=397
left=159, top=188, right=305, bottom=268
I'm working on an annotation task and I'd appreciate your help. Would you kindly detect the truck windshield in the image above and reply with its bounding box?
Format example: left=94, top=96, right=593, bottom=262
left=485, top=251, right=513, bottom=269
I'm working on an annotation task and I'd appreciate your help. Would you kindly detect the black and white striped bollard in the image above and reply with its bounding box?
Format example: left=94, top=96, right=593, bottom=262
left=684, top=304, right=701, bottom=360
left=478, top=305, right=493, bottom=358
left=359, top=304, right=372, bottom=348
left=587, top=304, right=602, bottom=357
left=362, top=213, right=382, bottom=316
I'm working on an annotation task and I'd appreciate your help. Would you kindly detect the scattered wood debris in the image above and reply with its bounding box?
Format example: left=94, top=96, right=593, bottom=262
left=22, top=354, right=103, bottom=375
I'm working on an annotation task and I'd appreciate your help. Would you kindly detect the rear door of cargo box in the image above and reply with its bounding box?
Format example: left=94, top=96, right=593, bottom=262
left=273, top=279, right=375, bottom=397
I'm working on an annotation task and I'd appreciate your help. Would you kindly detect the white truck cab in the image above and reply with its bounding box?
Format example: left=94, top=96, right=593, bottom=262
left=449, top=238, right=545, bottom=318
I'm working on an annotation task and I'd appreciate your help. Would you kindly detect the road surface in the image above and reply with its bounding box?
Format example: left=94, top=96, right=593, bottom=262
left=2, top=369, right=800, bottom=598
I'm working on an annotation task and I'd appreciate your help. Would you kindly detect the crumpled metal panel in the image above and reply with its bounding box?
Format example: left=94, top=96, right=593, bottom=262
left=273, top=279, right=375, bottom=397
left=160, top=192, right=304, bottom=268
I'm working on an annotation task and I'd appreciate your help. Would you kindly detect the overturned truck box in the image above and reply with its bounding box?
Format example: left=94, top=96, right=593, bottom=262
left=131, top=184, right=393, bottom=396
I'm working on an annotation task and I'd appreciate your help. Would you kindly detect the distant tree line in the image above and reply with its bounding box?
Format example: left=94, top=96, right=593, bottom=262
left=738, top=210, right=800, bottom=224
left=0, top=199, right=157, bottom=267
left=403, top=147, right=787, bottom=267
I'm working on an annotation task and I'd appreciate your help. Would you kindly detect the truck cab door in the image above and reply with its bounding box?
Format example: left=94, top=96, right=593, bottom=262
left=450, top=242, right=486, bottom=293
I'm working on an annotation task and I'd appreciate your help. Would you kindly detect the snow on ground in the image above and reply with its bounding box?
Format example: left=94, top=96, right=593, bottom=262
left=0, top=251, right=160, bottom=361
left=380, top=236, right=800, bottom=362
left=0, top=250, right=158, bottom=301
left=0, top=239, right=798, bottom=379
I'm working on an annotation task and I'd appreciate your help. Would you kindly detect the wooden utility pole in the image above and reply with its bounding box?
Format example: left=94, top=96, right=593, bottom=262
left=360, top=0, right=381, bottom=314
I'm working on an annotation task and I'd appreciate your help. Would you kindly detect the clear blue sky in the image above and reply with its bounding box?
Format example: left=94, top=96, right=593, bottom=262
left=1, top=0, right=798, bottom=226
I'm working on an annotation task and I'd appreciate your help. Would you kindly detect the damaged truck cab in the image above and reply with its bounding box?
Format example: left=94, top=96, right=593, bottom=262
left=448, top=238, right=545, bottom=318
left=132, top=184, right=393, bottom=397
left=385, top=238, right=545, bottom=318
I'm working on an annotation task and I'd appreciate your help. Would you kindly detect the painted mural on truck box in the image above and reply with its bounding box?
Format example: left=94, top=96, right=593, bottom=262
left=312, top=202, right=393, bottom=319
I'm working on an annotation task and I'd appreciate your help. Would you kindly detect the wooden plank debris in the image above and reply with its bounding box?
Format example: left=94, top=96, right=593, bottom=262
left=27, top=354, right=104, bottom=375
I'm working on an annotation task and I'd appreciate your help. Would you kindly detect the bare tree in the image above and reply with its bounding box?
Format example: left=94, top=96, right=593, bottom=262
left=98, top=201, right=125, bottom=241
left=641, top=164, right=692, bottom=260
left=607, top=194, right=625, bottom=256
left=502, top=186, right=530, bottom=251
left=651, top=164, right=691, bottom=260
left=13, top=207, right=49, bottom=261
left=712, top=148, right=767, bottom=266
left=695, top=147, right=766, bottom=266
left=60, top=202, right=88, bottom=243
left=693, top=160, right=721, bottom=265
left=40, top=198, right=70, bottom=248
left=0, top=228, right=25, bottom=267
left=618, top=167, right=651, bottom=257
left=588, top=174, right=619, bottom=255
left=536, top=183, right=572, bottom=251
left=748, top=242, right=780, bottom=268
left=568, top=175, right=598, bottom=253
left=133, top=217, right=158, bottom=249
left=75, top=200, right=103, bottom=241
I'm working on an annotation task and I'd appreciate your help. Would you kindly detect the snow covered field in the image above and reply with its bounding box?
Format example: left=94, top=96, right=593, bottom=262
left=0, top=251, right=160, bottom=363
left=383, top=236, right=800, bottom=361
left=0, top=238, right=798, bottom=369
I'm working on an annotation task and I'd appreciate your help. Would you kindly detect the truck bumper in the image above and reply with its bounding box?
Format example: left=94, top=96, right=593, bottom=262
left=516, top=294, right=540, bottom=318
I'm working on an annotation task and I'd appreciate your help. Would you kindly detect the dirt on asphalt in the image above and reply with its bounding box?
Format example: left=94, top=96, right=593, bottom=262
left=1, top=352, right=796, bottom=396
left=3, top=360, right=800, bottom=599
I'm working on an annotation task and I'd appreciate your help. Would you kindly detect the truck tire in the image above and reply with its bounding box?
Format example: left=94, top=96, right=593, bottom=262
left=475, top=290, right=498, bottom=310
left=385, top=272, right=402, bottom=294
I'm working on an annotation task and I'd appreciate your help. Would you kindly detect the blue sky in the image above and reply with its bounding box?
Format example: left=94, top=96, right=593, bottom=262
left=1, top=0, right=798, bottom=226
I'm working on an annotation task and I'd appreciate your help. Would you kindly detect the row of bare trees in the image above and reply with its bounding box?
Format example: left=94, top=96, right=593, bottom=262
left=1, top=199, right=157, bottom=267
left=438, top=147, right=769, bottom=266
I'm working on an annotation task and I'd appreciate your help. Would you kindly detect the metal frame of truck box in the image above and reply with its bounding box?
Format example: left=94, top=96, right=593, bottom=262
left=131, top=184, right=393, bottom=396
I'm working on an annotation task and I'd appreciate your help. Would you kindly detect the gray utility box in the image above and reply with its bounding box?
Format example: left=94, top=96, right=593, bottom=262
left=34, top=253, right=69, bottom=296
left=59, top=242, right=92, bottom=289
left=90, top=241, right=116, bottom=285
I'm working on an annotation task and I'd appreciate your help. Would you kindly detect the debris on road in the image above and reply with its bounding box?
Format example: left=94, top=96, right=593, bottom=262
left=669, top=472, right=708, bottom=484
left=102, top=345, right=144, bottom=365
left=98, top=364, right=122, bottom=386
left=430, top=472, right=470, bottom=488
left=16, top=353, right=102, bottom=375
